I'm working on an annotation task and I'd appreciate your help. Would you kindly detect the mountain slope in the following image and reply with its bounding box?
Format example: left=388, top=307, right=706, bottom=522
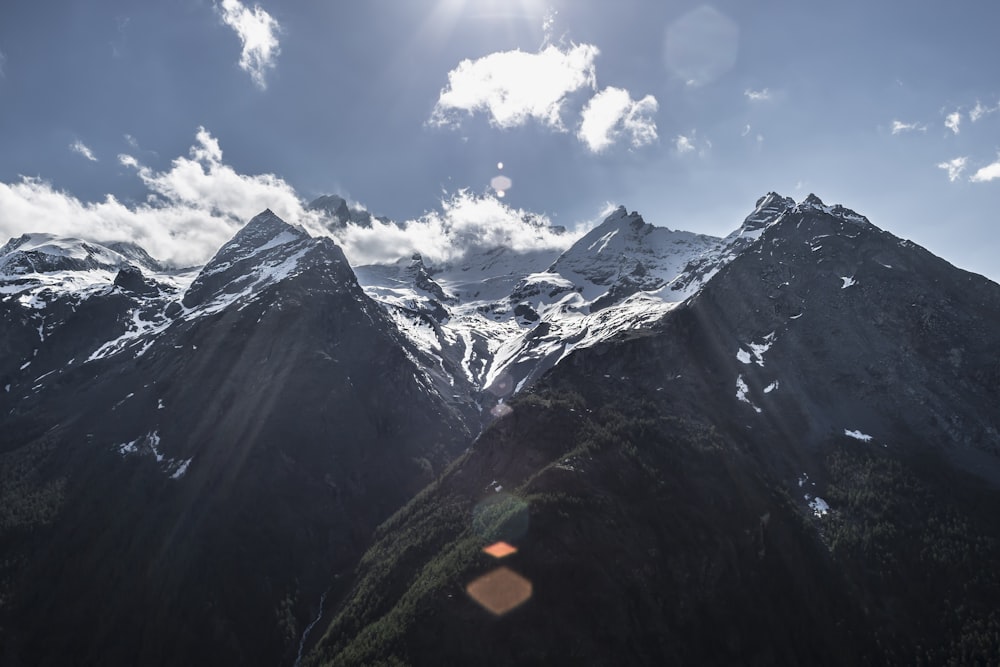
left=0, top=212, right=472, bottom=666
left=303, top=195, right=1000, bottom=666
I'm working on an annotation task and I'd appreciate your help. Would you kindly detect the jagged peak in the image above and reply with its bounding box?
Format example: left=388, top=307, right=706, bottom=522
left=794, top=194, right=870, bottom=225
left=743, top=192, right=795, bottom=231
left=226, top=209, right=309, bottom=251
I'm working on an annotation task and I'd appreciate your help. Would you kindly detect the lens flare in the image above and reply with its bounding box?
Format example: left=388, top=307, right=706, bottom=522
left=491, top=174, right=513, bottom=196
left=466, top=566, right=532, bottom=616
left=483, top=541, right=518, bottom=558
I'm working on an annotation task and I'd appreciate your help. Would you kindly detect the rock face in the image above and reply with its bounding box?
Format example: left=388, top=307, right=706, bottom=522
left=302, top=196, right=1000, bottom=667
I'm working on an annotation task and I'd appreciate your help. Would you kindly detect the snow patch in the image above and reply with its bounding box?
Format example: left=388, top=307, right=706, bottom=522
left=841, top=276, right=856, bottom=289
left=844, top=429, right=872, bottom=442
left=809, top=496, right=830, bottom=518
left=587, top=229, right=620, bottom=254
left=170, top=458, right=192, bottom=479
left=763, top=380, right=779, bottom=393
left=735, top=375, right=762, bottom=413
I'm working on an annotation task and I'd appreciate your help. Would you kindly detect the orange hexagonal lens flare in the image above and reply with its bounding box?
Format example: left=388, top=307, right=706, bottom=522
left=482, top=541, right=518, bottom=558
left=466, top=566, right=532, bottom=616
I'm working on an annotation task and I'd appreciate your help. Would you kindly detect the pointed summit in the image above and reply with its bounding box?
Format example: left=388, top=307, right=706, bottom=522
left=182, top=209, right=315, bottom=309
left=743, top=192, right=795, bottom=231
left=794, top=194, right=870, bottom=225
left=225, top=209, right=307, bottom=255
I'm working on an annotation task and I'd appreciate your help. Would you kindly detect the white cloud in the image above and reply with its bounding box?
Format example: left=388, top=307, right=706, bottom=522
left=124, top=134, right=139, bottom=149
left=332, top=190, right=579, bottom=266
left=1, top=128, right=322, bottom=267
left=970, top=156, right=1000, bottom=183
left=744, top=88, right=770, bottom=102
left=542, top=9, right=558, bottom=45
left=937, top=157, right=967, bottom=182
left=217, top=0, right=281, bottom=90
left=577, top=87, right=658, bottom=153
left=944, top=111, right=961, bottom=135
left=70, top=140, right=98, bottom=162
left=430, top=43, right=599, bottom=130
left=675, top=134, right=695, bottom=154
left=970, top=100, right=1000, bottom=122
left=1, top=128, right=578, bottom=270
left=120, top=127, right=306, bottom=225
left=741, top=124, right=751, bottom=137
left=891, top=120, right=926, bottom=135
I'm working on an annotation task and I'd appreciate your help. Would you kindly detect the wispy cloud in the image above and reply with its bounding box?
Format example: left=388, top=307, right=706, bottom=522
left=970, top=156, right=1000, bottom=183
left=744, top=88, right=771, bottom=102
left=0, top=50, right=6, bottom=78
left=430, top=43, right=599, bottom=130
left=333, top=191, right=578, bottom=266
left=741, top=124, right=751, bottom=137
left=70, top=140, right=98, bottom=162
left=944, top=110, right=961, bottom=135
left=891, top=120, right=927, bottom=135
left=124, top=134, right=139, bottom=149
left=937, top=157, right=967, bottom=182
left=970, top=100, right=1000, bottom=122
left=675, top=134, right=695, bottom=154
left=577, top=87, right=658, bottom=153
left=217, top=0, right=281, bottom=90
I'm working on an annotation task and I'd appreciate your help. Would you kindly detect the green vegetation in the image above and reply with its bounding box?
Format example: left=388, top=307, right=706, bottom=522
left=822, top=441, right=1000, bottom=664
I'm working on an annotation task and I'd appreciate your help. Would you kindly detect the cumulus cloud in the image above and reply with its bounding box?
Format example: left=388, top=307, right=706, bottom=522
left=577, top=87, right=658, bottom=153
left=944, top=111, right=961, bottom=135
left=1, top=128, right=322, bottom=267
left=937, top=157, right=967, bottom=182
left=70, top=140, right=98, bottom=162
left=119, top=127, right=309, bottom=225
left=744, top=88, right=770, bottom=102
left=217, top=0, right=281, bottom=89
left=891, top=120, right=926, bottom=135
left=430, top=43, right=599, bottom=130
left=1, top=128, right=578, bottom=270
left=333, top=191, right=579, bottom=266
left=970, top=156, right=1000, bottom=183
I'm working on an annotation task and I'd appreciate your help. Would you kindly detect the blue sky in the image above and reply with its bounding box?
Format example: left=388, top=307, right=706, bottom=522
left=0, top=0, right=998, bottom=278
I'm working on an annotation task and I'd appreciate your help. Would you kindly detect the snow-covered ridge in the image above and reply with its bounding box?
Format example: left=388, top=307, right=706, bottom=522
left=795, top=193, right=870, bottom=225
left=3, top=191, right=875, bottom=418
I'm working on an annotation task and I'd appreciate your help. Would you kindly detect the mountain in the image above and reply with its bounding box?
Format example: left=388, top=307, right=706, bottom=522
left=2, top=193, right=999, bottom=666
left=307, top=194, right=390, bottom=230
left=302, top=195, right=1000, bottom=666
left=0, top=211, right=471, bottom=665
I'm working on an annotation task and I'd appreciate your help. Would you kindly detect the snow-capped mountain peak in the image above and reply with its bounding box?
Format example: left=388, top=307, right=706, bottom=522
left=742, top=192, right=796, bottom=231
left=794, top=193, right=870, bottom=225
left=0, top=233, right=133, bottom=275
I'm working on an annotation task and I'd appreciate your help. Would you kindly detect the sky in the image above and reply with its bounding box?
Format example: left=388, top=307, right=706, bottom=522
left=0, top=0, right=998, bottom=278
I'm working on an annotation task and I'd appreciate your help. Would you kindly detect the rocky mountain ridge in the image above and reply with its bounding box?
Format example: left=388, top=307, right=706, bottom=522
left=1, top=192, right=998, bottom=666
